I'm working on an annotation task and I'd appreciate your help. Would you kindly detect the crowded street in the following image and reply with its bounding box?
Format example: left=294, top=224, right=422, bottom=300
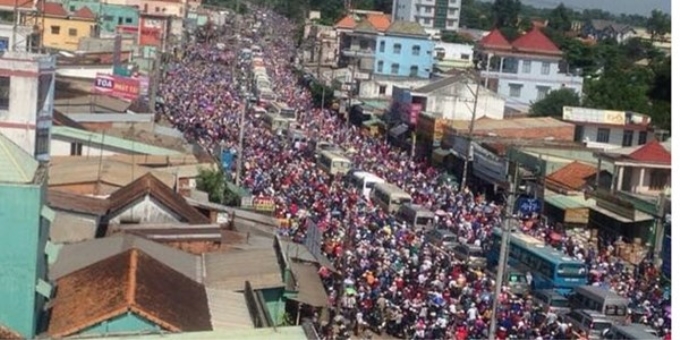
left=158, top=8, right=671, bottom=340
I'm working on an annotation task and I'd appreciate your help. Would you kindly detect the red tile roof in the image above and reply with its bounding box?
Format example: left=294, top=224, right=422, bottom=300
left=628, top=140, right=671, bottom=164
left=511, top=27, right=562, bottom=55
left=72, top=6, right=96, bottom=20
left=43, top=2, right=68, bottom=17
left=366, top=13, right=391, bottom=32
left=479, top=29, right=513, bottom=50
left=335, top=15, right=357, bottom=29
left=546, top=161, right=598, bottom=192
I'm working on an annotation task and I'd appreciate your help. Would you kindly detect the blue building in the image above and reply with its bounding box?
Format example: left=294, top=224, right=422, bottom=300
left=374, top=21, right=434, bottom=79
left=0, top=133, right=54, bottom=339
left=63, top=0, right=139, bottom=36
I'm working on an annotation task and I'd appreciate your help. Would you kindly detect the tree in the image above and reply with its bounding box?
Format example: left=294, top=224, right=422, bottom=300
left=491, top=0, right=521, bottom=38
left=197, top=168, right=226, bottom=204
left=646, top=10, right=670, bottom=42
left=547, top=3, right=572, bottom=33
left=529, top=88, right=580, bottom=118
left=441, top=31, right=475, bottom=44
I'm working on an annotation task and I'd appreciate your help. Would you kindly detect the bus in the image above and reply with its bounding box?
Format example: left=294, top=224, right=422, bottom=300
left=317, top=151, right=352, bottom=176
left=263, top=113, right=290, bottom=132
left=487, top=228, right=587, bottom=294
left=349, top=171, right=385, bottom=199
left=371, top=182, right=412, bottom=213
left=396, top=203, right=435, bottom=230
left=570, top=285, right=630, bottom=322
left=269, top=102, right=297, bottom=120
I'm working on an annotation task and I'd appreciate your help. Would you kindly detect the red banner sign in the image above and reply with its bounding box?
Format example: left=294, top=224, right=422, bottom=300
left=93, top=73, right=140, bottom=101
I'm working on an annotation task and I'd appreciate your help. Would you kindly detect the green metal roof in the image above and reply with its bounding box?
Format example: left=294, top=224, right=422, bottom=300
left=81, top=326, right=308, bottom=340
left=51, top=126, right=182, bottom=156
left=0, top=132, right=38, bottom=183
left=361, top=100, right=390, bottom=111
left=386, top=20, right=428, bottom=37
left=544, top=194, right=595, bottom=210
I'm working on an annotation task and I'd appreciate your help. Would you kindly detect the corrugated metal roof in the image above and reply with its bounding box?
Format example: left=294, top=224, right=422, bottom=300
left=48, top=158, right=175, bottom=188
left=288, top=262, right=329, bottom=307
left=544, top=194, right=595, bottom=210
left=156, top=163, right=217, bottom=178
left=67, top=113, right=154, bottom=123
left=205, top=288, right=255, bottom=330
left=49, top=233, right=201, bottom=282
left=78, top=326, right=309, bottom=340
left=51, top=126, right=182, bottom=156
left=0, top=132, right=38, bottom=183
left=203, top=248, right=284, bottom=291
left=278, top=239, right=336, bottom=271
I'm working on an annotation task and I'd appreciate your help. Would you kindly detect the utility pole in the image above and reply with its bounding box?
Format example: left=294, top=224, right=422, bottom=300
left=316, top=30, right=323, bottom=79
left=653, top=191, right=667, bottom=266
left=488, top=163, right=518, bottom=340
left=410, top=131, right=417, bottom=159
left=149, top=53, right=161, bottom=116
left=233, top=9, right=246, bottom=187
left=460, top=74, right=481, bottom=192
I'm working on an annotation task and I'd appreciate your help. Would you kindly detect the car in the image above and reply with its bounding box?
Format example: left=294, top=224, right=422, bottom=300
left=560, top=309, right=613, bottom=340
left=452, top=243, right=486, bottom=269
left=532, top=289, right=571, bottom=314
left=425, top=229, right=457, bottom=251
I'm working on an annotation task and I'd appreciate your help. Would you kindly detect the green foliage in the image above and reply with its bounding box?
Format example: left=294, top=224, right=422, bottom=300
left=546, top=3, right=572, bottom=33
left=529, top=88, right=580, bottom=118
left=310, top=81, right=334, bottom=108
left=460, top=0, right=494, bottom=30
left=196, top=168, right=226, bottom=204
left=491, top=0, right=521, bottom=28
left=441, top=31, right=475, bottom=44
left=646, top=10, right=671, bottom=42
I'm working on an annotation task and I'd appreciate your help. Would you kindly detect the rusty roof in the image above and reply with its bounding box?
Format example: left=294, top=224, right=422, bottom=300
left=71, top=6, right=96, bottom=20
left=511, top=27, right=562, bottom=55
left=43, top=2, right=68, bottom=17
left=48, top=189, right=109, bottom=216
left=366, top=13, right=391, bottom=32
left=107, top=173, right=210, bottom=224
left=334, top=15, right=357, bottom=29
left=478, top=29, right=513, bottom=50
left=627, top=140, right=671, bottom=164
left=0, top=325, right=21, bottom=340
left=545, top=161, right=598, bottom=191
left=48, top=249, right=212, bottom=338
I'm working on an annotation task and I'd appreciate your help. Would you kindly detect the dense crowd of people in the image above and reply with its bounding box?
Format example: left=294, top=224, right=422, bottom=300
left=159, top=9, right=671, bottom=340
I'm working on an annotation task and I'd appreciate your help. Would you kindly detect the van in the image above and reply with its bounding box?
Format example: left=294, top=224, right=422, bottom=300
left=350, top=171, right=385, bottom=199
left=532, top=289, right=571, bottom=314
left=452, top=243, right=486, bottom=269
left=603, top=324, right=660, bottom=340
left=288, top=129, right=308, bottom=146
left=397, top=204, right=435, bottom=231
left=317, top=151, right=352, bottom=176
left=560, top=309, right=613, bottom=340
left=425, top=229, right=457, bottom=250
left=371, top=182, right=412, bottom=213
left=570, top=286, right=629, bottom=322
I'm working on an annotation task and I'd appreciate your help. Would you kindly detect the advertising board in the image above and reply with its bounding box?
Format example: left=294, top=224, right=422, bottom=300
left=93, top=73, right=140, bottom=101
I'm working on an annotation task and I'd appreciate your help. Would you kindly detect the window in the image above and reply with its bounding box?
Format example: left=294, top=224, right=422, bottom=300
left=425, top=6, right=432, bottom=13
left=103, top=15, right=114, bottom=21
left=409, top=65, right=419, bottom=77
left=460, top=53, right=470, bottom=60
left=379, top=85, right=386, bottom=95
left=649, top=169, right=669, bottom=190
left=70, top=142, right=83, bottom=156
left=118, top=17, right=123, bottom=25
left=155, top=6, right=160, bottom=12
left=0, top=76, right=9, bottom=110
left=393, top=43, right=401, bottom=54
left=423, top=18, right=431, bottom=25
left=622, top=130, right=634, bottom=147
left=391, top=63, right=399, bottom=74
left=379, top=41, right=385, bottom=52
left=412, top=45, right=421, bottom=56
left=377, top=60, right=384, bottom=73
left=359, top=39, right=369, bottom=50
left=638, top=131, right=648, bottom=145
left=68, top=28, right=77, bottom=36
left=536, top=86, right=550, bottom=101
left=125, top=17, right=133, bottom=24
left=541, top=62, right=550, bottom=75
left=509, top=84, right=522, bottom=98
left=35, top=128, right=49, bottom=156
left=574, top=125, right=584, bottom=142
left=596, top=128, right=610, bottom=143
left=522, top=60, right=532, bottom=73
left=69, top=5, right=75, bottom=11
left=50, top=26, right=60, bottom=35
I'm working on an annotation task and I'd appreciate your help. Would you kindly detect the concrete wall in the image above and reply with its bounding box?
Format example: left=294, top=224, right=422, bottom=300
left=80, top=312, right=160, bottom=336
left=358, top=77, right=431, bottom=99
left=422, top=83, right=505, bottom=120
left=51, top=138, right=118, bottom=157
left=41, top=17, right=97, bottom=51
left=0, top=23, right=33, bottom=52
left=580, top=125, right=647, bottom=149
left=374, top=35, right=434, bottom=78
left=108, top=196, right=183, bottom=224
left=50, top=211, right=99, bottom=244
left=0, top=184, right=47, bottom=339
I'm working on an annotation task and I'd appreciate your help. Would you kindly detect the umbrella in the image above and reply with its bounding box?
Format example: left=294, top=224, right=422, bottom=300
left=345, top=287, right=357, bottom=296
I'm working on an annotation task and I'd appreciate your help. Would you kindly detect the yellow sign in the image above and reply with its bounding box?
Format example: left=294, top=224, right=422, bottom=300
left=252, top=197, right=276, bottom=212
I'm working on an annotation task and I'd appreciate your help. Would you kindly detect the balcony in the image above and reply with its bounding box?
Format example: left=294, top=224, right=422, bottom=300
left=341, top=48, right=375, bottom=58
left=480, top=69, right=584, bottom=86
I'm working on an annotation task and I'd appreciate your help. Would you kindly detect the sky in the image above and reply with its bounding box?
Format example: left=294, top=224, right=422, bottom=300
left=482, top=0, right=671, bottom=16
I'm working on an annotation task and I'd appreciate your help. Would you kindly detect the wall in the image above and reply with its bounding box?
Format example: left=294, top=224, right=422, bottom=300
left=50, top=211, right=98, bottom=244
left=0, top=68, right=39, bottom=157
left=358, top=77, right=431, bottom=99
left=260, top=287, right=285, bottom=326
left=50, top=138, right=118, bottom=157
left=0, top=184, right=45, bottom=339
left=50, top=182, right=119, bottom=196
left=64, top=0, right=139, bottom=36
left=0, top=23, right=33, bottom=52
left=108, top=195, right=183, bottom=224
left=80, top=312, right=160, bottom=336
left=433, top=42, right=474, bottom=70
left=580, top=125, right=647, bottom=149
left=138, top=0, right=185, bottom=16
left=42, top=17, right=96, bottom=51
left=374, top=35, right=434, bottom=78
left=423, top=83, right=505, bottom=120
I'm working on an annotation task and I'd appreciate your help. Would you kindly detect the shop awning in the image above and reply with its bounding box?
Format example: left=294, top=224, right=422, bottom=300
left=389, top=124, right=409, bottom=138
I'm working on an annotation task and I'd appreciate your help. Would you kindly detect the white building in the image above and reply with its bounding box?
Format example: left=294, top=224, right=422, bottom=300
left=410, top=75, right=505, bottom=120
left=358, top=75, right=432, bottom=99
left=0, top=52, right=56, bottom=163
left=563, top=106, right=654, bottom=150
left=0, top=22, right=34, bottom=52
left=392, top=0, right=461, bottom=31
left=433, top=42, right=474, bottom=71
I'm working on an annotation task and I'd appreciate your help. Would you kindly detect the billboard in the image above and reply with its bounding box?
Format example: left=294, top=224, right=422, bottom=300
left=252, top=197, right=275, bottom=212
left=562, top=106, right=626, bottom=125
left=93, top=73, right=140, bottom=101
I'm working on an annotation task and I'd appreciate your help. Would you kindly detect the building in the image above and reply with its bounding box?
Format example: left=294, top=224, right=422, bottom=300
left=563, top=106, right=653, bottom=149
left=433, top=42, right=474, bottom=71
left=62, top=0, right=139, bottom=37
left=475, top=28, right=584, bottom=110
left=47, top=189, right=109, bottom=243
left=304, top=24, right=338, bottom=67
left=357, top=75, right=431, bottom=99
left=102, top=0, right=195, bottom=16
left=138, top=13, right=173, bottom=57
left=37, top=3, right=97, bottom=51
left=0, top=133, right=54, bottom=339
left=0, top=21, right=34, bottom=52
left=581, top=19, right=636, bottom=43
left=50, top=126, right=182, bottom=157
left=0, top=52, right=56, bottom=162
left=392, top=0, right=461, bottom=31
left=336, top=12, right=391, bottom=79
left=375, top=21, right=434, bottom=78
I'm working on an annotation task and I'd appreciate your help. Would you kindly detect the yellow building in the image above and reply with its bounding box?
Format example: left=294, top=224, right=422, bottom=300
left=37, top=3, right=97, bottom=51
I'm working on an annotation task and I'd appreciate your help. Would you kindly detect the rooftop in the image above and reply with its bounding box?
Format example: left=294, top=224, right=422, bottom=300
left=545, top=161, right=598, bottom=192
left=79, top=326, right=309, bottom=340
left=544, top=194, right=596, bottom=210
left=48, top=249, right=211, bottom=338
left=203, top=248, right=284, bottom=291
left=71, top=6, right=96, bottom=20
left=52, top=126, right=182, bottom=156
left=478, top=27, right=561, bottom=56
left=597, top=140, right=671, bottom=165
left=478, top=29, right=512, bottom=50
left=386, top=20, right=428, bottom=37
left=0, top=132, right=38, bottom=184
left=205, top=288, right=255, bottom=330
left=47, top=189, right=109, bottom=216
left=448, top=117, right=572, bottom=132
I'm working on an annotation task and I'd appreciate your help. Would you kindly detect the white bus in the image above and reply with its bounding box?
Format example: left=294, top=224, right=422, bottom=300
left=349, top=171, right=385, bottom=199
left=397, top=203, right=435, bottom=230
left=317, top=151, right=352, bottom=176
left=371, top=183, right=412, bottom=213
left=263, top=113, right=290, bottom=132
left=269, top=102, right=297, bottom=120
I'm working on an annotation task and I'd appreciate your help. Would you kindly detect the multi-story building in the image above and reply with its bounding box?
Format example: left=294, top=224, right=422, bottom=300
left=0, top=52, right=56, bottom=163
left=374, top=21, right=434, bottom=78
left=562, top=106, right=654, bottom=150
left=0, top=21, right=33, bottom=52
left=433, top=41, right=474, bottom=71
left=476, top=28, right=584, bottom=110
left=337, top=12, right=392, bottom=76
left=62, top=0, right=139, bottom=37
left=392, top=0, right=461, bottom=32
left=37, top=3, right=98, bottom=51
left=0, top=132, right=54, bottom=339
